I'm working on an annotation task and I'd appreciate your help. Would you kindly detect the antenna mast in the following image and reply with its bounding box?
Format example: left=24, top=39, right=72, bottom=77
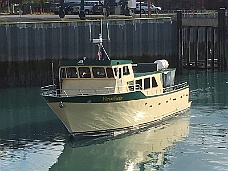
left=92, top=20, right=110, bottom=60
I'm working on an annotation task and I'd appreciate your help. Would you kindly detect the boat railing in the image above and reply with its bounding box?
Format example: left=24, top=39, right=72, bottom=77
left=41, top=84, right=58, bottom=96
left=163, top=82, right=188, bottom=93
left=41, top=84, right=144, bottom=97
left=41, top=82, right=187, bottom=97
left=41, top=86, right=114, bottom=97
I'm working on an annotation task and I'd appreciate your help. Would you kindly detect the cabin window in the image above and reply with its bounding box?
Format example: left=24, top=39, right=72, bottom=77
left=144, top=78, right=150, bottom=89
left=66, top=67, right=78, bottom=78
left=152, top=77, right=158, bottom=87
left=136, top=79, right=142, bottom=89
left=114, top=68, right=118, bottom=77
left=123, top=66, right=130, bottom=75
left=119, top=68, right=122, bottom=78
left=106, top=68, right=114, bottom=78
left=92, top=67, right=106, bottom=78
left=78, top=67, right=91, bottom=78
left=60, top=68, right=66, bottom=78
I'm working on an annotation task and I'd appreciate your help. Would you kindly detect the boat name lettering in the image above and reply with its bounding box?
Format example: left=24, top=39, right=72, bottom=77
left=103, top=96, right=123, bottom=101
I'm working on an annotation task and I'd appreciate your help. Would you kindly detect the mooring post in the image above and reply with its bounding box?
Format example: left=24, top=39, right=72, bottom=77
left=177, top=10, right=183, bottom=74
left=218, top=8, right=226, bottom=71
left=79, top=0, right=85, bottom=19
left=58, top=0, right=65, bottom=18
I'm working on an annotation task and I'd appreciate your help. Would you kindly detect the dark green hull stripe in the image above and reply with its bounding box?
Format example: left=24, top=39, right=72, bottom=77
left=43, top=86, right=188, bottom=104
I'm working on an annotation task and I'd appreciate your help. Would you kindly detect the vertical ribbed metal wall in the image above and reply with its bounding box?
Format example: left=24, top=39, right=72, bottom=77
left=0, top=18, right=174, bottom=62
left=0, top=18, right=175, bottom=87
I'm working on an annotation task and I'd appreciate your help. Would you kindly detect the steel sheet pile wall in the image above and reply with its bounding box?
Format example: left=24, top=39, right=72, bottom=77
left=0, top=19, right=174, bottom=87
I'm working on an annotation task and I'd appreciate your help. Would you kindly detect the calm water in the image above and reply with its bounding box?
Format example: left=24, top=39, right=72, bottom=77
left=0, top=70, right=228, bottom=171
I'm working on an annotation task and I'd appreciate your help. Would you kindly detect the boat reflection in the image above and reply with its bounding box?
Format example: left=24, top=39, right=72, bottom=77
left=50, top=113, right=190, bottom=171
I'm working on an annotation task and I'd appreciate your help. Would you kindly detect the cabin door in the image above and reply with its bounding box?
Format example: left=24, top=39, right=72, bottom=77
left=117, top=67, right=122, bottom=92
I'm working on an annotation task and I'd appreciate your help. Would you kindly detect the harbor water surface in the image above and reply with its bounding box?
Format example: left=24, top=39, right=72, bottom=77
left=0, top=70, right=228, bottom=171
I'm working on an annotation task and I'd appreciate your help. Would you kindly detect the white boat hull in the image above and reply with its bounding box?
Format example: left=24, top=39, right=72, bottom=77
left=47, top=88, right=191, bottom=134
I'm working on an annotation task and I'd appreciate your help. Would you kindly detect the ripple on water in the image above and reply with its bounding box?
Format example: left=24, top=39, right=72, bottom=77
left=176, top=106, right=228, bottom=171
left=0, top=137, right=65, bottom=171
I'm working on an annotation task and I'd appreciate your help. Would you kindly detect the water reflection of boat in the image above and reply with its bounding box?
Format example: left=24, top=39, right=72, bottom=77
left=50, top=114, right=190, bottom=171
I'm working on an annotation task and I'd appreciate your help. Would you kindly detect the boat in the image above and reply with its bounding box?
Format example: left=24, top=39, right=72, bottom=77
left=41, top=24, right=191, bottom=135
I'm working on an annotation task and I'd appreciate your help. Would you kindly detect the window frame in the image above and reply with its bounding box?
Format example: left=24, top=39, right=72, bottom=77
left=144, top=77, right=150, bottom=89
left=152, top=77, right=158, bottom=87
left=106, top=67, right=114, bottom=78
left=66, top=67, right=78, bottom=78
left=92, top=67, right=106, bottom=78
left=78, top=67, right=91, bottom=78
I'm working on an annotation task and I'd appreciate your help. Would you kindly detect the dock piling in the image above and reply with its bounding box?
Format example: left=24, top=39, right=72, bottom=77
left=218, top=8, right=226, bottom=71
left=177, top=10, right=183, bottom=74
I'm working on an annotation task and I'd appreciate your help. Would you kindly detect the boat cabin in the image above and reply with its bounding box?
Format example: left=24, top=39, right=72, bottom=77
left=58, top=58, right=175, bottom=96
